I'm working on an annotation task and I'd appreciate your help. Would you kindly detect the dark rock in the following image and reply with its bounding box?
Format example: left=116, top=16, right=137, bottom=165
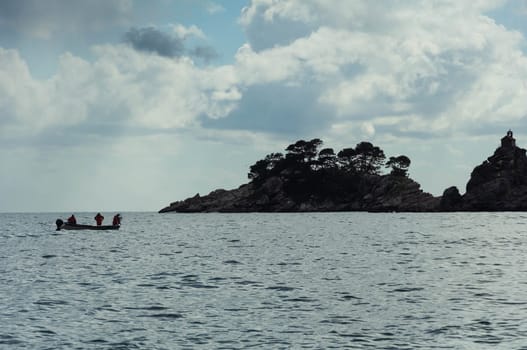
left=440, top=186, right=462, bottom=211
left=159, top=174, right=439, bottom=213
left=461, top=130, right=527, bottom=211
left=159, top=131, right=527, bottom=213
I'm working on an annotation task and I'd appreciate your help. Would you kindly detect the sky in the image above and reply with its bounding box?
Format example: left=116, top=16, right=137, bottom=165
left=2, top=0, right=527, bottom=212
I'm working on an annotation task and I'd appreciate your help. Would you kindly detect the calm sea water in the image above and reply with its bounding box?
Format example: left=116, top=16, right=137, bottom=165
left=1, top=212, right=527, bottom=349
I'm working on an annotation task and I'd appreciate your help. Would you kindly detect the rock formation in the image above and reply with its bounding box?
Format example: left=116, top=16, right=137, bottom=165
left=159, top=173, right=439, bottom=213
left=440, top=130, right=527, bottom=211
left=160, top=131, right=527, bottom=213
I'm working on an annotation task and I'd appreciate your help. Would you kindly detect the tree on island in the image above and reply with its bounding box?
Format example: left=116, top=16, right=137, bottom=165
left=386, top=155, right=411, bottom=177
left=285, top=138, right=323, bottom=164
left=352, top=141, right=386, bottom=174
left=337, top=148, right=357, bottom=173
left=248, top=152, right=284, bottom=183
left=247, top=138, right=411, bottom=199
left=317, top=148, right=337, bottom=170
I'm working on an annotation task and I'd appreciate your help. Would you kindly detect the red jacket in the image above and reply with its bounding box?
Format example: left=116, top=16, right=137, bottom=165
left=94, top=213, right=104, bottom=226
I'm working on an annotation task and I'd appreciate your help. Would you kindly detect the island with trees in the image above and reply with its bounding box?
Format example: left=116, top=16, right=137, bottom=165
left=159, top=131, right=527, bottom=213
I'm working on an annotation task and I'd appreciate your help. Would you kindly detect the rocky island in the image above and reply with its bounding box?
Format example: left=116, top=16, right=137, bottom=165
left=160, top=131, right=527, bottom=213
left=441, top=130, right=527, bottom=211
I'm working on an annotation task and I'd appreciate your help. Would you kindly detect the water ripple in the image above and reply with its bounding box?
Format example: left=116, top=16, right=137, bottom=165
left=3, top=212, right=527, bottom=348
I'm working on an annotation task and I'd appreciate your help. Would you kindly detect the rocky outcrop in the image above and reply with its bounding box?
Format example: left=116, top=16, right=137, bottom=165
left=159, top=174, right=439, bottom=213
left=160, top=131, right=527, bottom=213
left=436, top=130, right=527, bottom=211
left=439, top=186, right=463, bottom=211
left=455, top=131, right=527, bottom=211
left=364, top=175, right=439, bottom=212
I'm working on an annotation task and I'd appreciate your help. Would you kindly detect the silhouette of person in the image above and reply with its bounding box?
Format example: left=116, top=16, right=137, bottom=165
left=67, top=214, right=77, bottom=224
left=112, top=214, right=121, bottom=226
left=94, top=213, right=104, bottom=226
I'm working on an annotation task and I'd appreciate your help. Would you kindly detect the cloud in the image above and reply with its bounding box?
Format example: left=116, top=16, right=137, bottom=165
left=222, top=0, right=527, bottom=145
left=4, top=0, right=527, bottom=150
left=172, top=24, right=205, bottom=40
left=123, top=25, right=218, bottom=62
left=3, top=0, right=527, bottom=150
left=189, top=46, right=219, bottom=62
left=0, top=0, right=131, bottom=39
left=206, top=2, right=225, bottom=14
left=0, top=45, right=240, bottom=148
left=240, top=0, right=506, bottom=50
left=5, top=0, right=527, bottom=210
left=203, top=81, right=328, bottom=134
left=124, top=26, right=185, bottom=58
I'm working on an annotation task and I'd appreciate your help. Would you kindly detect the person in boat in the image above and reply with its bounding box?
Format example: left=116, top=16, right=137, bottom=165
left=112, top=213, right=122, bottom=226
left=94, top=212, right=104, bottom=226
left=67, top=214, right=77, bottom=225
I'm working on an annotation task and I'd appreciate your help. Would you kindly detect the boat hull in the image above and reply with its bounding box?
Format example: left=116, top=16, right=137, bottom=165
left=60, top=223, right=120, bottom=231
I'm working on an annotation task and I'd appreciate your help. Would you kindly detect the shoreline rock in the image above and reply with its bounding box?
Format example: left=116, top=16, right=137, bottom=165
left=159, top=174, right=440, bottom=213
left=440, top=130, right=527, bottom=211
left=160, top=131, right=527, bottom=213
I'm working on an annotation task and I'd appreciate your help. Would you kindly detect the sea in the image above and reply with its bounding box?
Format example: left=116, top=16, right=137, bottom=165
left=1, top=212, right=527, bottom=349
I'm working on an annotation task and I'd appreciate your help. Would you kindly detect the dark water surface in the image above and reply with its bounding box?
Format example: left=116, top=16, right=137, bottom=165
left=2, top=212, right=527, bottom=349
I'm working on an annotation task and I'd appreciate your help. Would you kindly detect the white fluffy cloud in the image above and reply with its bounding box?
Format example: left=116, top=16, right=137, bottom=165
left=0, top=45, right=241, bottom=144
left=172, top=24, right=206, bottom=40
left=4, top=0, right=527, bottom=145
left=235, top=0, right=527, bottom=142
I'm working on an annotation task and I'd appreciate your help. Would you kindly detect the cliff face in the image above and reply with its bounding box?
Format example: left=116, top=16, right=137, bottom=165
left=159, top=174, right=439, bottom=213
left=440, top=131, right=527, bottom=211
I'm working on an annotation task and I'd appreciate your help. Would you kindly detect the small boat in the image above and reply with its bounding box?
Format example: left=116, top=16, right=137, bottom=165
left=55, top=219, right=120, bottom=231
